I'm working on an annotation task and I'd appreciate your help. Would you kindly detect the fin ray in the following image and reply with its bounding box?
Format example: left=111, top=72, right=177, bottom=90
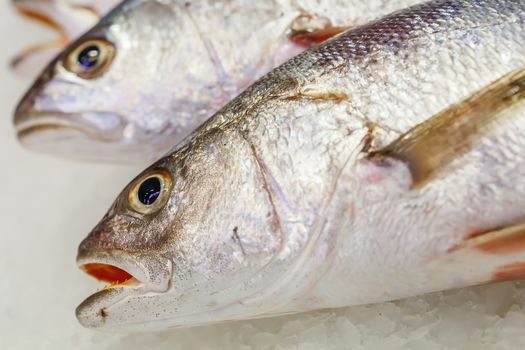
left=370, top=68, right=525, bottom=187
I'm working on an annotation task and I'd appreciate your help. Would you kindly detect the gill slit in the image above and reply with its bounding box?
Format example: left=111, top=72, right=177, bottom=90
left=238, top=132, right=285, bottom=244
left=242, top=129, right=365, bottom=311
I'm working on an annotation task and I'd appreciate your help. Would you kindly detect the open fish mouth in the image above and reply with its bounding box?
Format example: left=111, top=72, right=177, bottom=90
left=81, top=263, right=141, bottom=289
left=76, top=251, right=172, bottom=328
left=77, top=251, right=173, bottom=293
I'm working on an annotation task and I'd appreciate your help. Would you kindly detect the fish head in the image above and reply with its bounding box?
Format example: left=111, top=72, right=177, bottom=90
left=14, top=0, right=214, bottom=162
left=76, top=130, right=290, bottom=330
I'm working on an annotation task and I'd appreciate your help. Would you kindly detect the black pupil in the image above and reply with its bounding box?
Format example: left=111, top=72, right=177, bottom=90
left=77, top=45, right=100, bottom=69
left=138, top=177, right=161, bottom=205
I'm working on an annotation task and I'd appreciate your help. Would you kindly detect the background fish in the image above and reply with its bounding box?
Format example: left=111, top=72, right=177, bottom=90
left=11, top=0, right=119, bottom=75
left=75, top=0, right=525, bottom=330
left=14, top=0, right=422, bottom=163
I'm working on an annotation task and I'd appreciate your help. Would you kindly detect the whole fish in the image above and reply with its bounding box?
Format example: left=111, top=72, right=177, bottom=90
left=11, top=0, right=119, bottom=75
left=75, top=0, right=525, bottom=330
left=14, top=0, right=422, bottom=162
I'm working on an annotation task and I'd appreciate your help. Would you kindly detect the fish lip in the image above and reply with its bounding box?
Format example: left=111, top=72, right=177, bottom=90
left=76, top=249, right=173, bottom=293
left=75, top=284, right=139, bottom=329
left=76, top=250, right=173, bottom=328
left=14, top=111, right=125, bottom=142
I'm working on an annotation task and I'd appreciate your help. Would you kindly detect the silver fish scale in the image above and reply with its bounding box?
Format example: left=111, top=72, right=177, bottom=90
left=15, top=0, right=431, bottom=162
left=75, top=0, right=525, bottom=330
left=195, top=0, right=524, bottom=145
left=269, top=0, right=522, bottom=80
left=197, top=0, right=525, bottom=308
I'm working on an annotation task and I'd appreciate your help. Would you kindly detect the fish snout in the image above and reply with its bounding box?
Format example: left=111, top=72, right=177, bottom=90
left=77, top=213, right=151, bottom=255
left=75, top=248, right=173, bottom=329
left=77, top=212, right=173, bottom=292
left=13, top=65, right=54, bottom=127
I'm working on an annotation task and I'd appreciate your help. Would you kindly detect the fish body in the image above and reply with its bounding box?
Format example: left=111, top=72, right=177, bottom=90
left=14, top=0, right=422, bottom=162
left=75, top=0, right=525, bottom=330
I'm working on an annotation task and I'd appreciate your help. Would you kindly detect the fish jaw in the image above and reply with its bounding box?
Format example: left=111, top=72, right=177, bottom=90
left=13, top=101, right=137, bottom=162
left=14, top=92, right=175, bottom=162
left=75, top=249, right=173, bottom=329
left=13, top=112, right=160, bottom=163
left=75, top=245, right=329, bottom=331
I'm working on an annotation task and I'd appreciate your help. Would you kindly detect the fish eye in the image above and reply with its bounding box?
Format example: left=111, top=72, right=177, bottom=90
left=78, top=45, right=100, bottom=69
left=128, top=169, right=173, bottom=215
left=64, top=39, right=115, bottom=79
left=138, top=177, right=161, bottom=205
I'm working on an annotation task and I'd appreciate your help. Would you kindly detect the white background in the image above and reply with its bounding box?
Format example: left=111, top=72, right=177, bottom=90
left=1, top=2, right=525, bottom=349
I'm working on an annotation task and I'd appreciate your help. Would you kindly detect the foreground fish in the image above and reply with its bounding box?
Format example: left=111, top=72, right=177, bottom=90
left=76, top=0, right=525, bottom=330
left=11, top=0, right=119, bottom=75
left=14, top=0, right=422, bottom=162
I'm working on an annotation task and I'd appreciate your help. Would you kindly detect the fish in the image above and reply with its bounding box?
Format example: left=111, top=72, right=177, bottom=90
left=11, top=0, right=119, bottom=76
left=74, top=0, right=525, bottom=330
left=13, top=0, right=423, bottom=162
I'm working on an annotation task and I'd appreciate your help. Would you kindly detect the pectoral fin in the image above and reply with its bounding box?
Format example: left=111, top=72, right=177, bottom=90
left=290, top=26, right=350, bottom=46
left=361, top=69, right=525, bottom=285
left=369, top=68, right=525, bottom=188
left=289, top=14, right=351, bottom=46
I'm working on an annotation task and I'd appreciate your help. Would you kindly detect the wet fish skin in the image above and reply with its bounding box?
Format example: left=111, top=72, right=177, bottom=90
left=13, top=0, right=423, bottom=162
left=75, top=0, right=525, bottom=330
